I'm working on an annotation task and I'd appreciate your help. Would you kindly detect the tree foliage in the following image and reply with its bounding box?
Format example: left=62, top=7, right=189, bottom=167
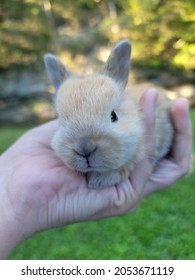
left=0, top=0, right=194, bottom=70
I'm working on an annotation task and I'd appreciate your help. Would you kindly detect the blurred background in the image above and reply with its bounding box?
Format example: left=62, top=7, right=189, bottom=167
left=0, top=0, right=195, bottom=124
left=0, top=0, right=195, bottom=260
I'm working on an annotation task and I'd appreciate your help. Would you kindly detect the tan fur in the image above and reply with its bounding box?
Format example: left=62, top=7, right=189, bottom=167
left=44, top=40, right=174, bottom=188
left=51, top=77, right=173, bottom=188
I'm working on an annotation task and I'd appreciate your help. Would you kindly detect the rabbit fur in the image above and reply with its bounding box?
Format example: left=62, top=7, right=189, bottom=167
left=44, top=40, right=174, bottom=188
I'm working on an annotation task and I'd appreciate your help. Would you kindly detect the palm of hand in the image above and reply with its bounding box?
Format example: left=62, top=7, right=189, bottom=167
left=2, top=121, right=139, bottom=238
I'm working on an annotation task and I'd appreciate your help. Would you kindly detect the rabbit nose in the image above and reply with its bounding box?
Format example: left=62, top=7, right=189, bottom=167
left=74, top=141, right=97, bottom=159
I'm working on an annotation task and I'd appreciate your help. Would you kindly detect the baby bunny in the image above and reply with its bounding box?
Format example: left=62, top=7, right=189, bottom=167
left=44, top=40, right=174, bottom=188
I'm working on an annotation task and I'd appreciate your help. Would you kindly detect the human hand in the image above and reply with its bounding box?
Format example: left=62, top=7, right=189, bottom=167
left=0, top=89, right=192, bottom=258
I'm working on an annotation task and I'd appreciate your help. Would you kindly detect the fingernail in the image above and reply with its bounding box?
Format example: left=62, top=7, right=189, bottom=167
left=177, top=97, right=189, bottom=110
left=146, top=88, right=158, bottom=97
left=140, top=88, right=158, bottom=110
left=145, top=88, right=158, bottom=105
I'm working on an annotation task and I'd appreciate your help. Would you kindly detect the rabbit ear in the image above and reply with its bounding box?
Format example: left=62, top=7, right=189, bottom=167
left=103, top=40, right=131, bottom=91
left=44, top=53, right=72, bottom=90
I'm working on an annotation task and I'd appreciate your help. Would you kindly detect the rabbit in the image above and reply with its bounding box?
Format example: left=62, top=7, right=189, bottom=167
left=44, top=39, right=174, bottom=189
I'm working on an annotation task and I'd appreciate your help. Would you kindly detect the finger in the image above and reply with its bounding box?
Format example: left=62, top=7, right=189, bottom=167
left=143, top=98, right=193, bottom=197
left=139, top=88, right=158, bottom=161
left=171, top=97, right=192, bottom=172
left=130, top=88, right=158, bottom=188
left=142, top=159, right=182, bottom=197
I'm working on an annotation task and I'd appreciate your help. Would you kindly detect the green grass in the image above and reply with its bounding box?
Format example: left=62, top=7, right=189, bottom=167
left=0, top=111, right=194, bottom=260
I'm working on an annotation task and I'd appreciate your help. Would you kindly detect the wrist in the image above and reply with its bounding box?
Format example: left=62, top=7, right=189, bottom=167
left=0, top=163, right=24, bottom=259
left=0, top=212, right=22, bottom=259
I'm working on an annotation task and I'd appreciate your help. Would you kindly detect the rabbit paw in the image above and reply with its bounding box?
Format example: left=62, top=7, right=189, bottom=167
left=87, top=171, right=121, bottom=189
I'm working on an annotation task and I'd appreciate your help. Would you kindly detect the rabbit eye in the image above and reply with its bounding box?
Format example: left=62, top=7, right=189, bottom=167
left=111, top=111, right=118, bottom=122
